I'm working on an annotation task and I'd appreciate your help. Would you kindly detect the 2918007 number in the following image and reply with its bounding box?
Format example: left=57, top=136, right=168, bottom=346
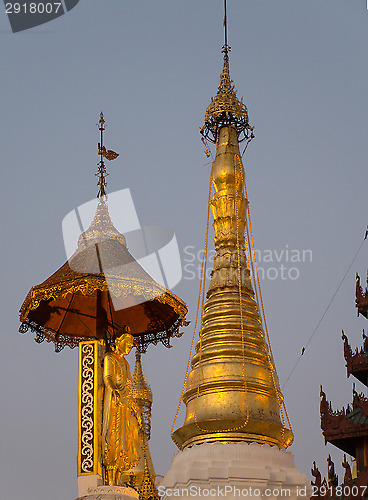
left=311, top=485, right=367, bottom=497
left=5, top=3, right=62, bottom=14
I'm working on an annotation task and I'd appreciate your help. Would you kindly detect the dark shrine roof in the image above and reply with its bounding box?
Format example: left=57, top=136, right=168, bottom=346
left=347, top=407, right=368, bottom=426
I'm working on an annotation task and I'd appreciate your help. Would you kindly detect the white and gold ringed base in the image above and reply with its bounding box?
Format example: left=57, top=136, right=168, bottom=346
left=162, top=442, right=310, bottom=500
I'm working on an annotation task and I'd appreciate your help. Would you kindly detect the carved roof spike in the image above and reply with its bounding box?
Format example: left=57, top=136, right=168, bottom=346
left=342, top=455, right=353, bottom=486
left=342, top=330, right=353, bottom=363
left=356, top=272, right=368, bottom=318
left=327, top=455, right=338, bottom=487
left=311, top=461, right=322, bottom=488
left=362, top=329, right=368, bottom=352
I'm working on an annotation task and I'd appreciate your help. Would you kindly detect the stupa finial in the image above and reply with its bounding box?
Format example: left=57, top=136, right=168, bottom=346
left=200, top=1, right=254, bottom=144
left=96, top=112, right=119, bottom=200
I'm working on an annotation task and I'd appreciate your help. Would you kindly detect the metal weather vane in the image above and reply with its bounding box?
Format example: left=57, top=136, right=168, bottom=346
left=96, top=112, right=119, bottom=199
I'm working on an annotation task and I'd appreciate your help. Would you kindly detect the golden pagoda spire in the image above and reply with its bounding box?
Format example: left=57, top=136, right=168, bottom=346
left=172, top=20, right=292, bottom=450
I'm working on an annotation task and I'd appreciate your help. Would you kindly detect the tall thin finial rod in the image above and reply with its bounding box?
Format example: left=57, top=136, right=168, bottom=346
left=222, top=0, right=230, bottom=56
left=96, top=112, right=119, bottom=200
left=224, top=0, right=228, bottom=48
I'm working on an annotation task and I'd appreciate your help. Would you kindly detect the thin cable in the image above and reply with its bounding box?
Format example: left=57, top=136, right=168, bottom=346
left=238, top=154, right=292, bottom=442
left=241, top=137, right=253, bottom=157
left=194, top=164, right=216, bottom=432
left=171, top=161, right=214, bottom=445
left=234, top=156, right=249, bottom=426
left=282, top=234, right=367, bottom=390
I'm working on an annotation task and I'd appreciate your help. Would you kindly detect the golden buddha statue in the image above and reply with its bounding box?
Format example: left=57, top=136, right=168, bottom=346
left=102, top=327, right=142, bottom=486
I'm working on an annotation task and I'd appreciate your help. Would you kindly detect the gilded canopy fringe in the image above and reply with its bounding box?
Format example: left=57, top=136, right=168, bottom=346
left=20, top=277, right=187, bottom=323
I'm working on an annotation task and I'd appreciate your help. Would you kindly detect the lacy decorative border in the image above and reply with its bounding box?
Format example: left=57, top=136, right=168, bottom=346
left=80, top=343, right=96, bottom=474
left=19, top=315, right=188, bottom=353
left=19, top=318, right=84, bottom=352
left=20, top=276, right=187, bottom=323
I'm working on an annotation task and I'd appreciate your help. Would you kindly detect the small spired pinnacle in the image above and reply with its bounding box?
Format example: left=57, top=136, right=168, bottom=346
left=132, top=351, right=153, bottom=440
left=138, top=459, right=159, bottom=500
left=96, top=112, right=119, bottom=199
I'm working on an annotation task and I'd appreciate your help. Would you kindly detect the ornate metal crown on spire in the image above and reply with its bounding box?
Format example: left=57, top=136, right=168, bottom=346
left=200, top=46, right=254, bottom=144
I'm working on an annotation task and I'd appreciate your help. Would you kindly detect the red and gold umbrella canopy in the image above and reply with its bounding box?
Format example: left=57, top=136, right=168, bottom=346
left=19, top=201, right=188, bottom=352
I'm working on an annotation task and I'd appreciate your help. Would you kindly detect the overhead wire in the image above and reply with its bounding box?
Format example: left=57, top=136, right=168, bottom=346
left=282, top=229, right=368, bottom=390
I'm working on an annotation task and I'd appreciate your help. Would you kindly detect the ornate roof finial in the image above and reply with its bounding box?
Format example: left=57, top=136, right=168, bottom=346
left=200, top=1, right=254, bottom=144
left=96, top=112, right=119, bottom=200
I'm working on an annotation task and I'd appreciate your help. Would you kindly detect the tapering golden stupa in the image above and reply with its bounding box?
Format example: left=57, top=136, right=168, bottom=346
left=172, top=44, right=293, bottom=451
left=163, top=14, right=309, bottom=494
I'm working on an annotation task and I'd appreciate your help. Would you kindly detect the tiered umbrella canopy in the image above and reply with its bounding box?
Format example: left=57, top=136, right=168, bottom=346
left=19, top=198, right=188, bottom=353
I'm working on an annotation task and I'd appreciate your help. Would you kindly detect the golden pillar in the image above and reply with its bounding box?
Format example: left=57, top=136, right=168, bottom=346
left=78, top=340, right=105, bottom=493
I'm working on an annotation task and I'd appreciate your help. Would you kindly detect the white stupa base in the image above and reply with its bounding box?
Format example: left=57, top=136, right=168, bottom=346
left=75, top=485, right=139, bottom=500
left=161, top=442, right=310, bottom=499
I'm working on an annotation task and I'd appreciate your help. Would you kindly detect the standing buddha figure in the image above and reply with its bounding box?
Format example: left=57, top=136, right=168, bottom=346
left=102, top=327, right=142, bottom=485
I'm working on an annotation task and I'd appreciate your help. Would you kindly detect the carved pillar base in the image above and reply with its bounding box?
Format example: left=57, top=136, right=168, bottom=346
left=75, top=485, right=139, bottom=500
